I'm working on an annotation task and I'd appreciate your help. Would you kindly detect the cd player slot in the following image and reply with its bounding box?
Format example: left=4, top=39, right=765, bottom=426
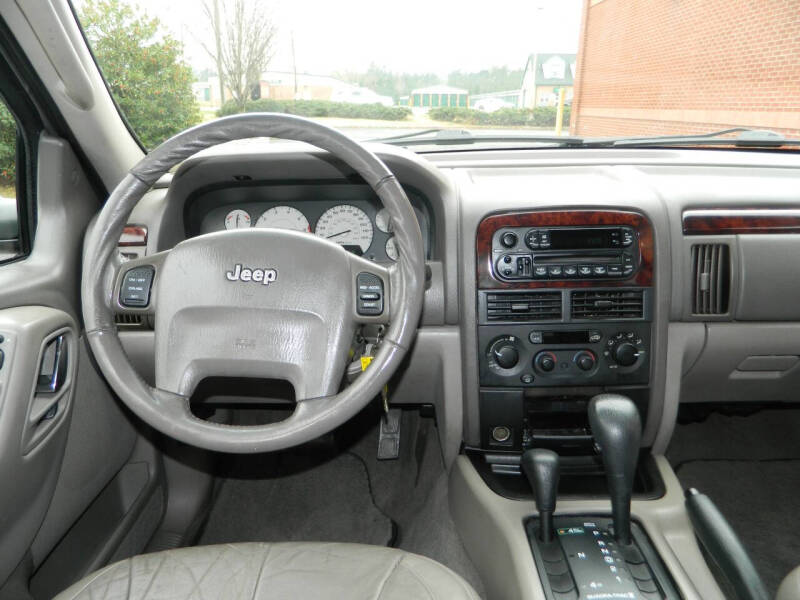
left=534, top=251, right=620, bottom=264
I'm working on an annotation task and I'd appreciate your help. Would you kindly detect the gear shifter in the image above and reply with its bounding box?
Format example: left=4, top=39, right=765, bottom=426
left=587, top=394, right=641, bottom=546
left=521, top=448, right=559, bottom=543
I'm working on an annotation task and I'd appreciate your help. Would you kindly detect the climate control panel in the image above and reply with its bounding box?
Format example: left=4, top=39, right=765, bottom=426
left=478, top=323, right=650, bottom=387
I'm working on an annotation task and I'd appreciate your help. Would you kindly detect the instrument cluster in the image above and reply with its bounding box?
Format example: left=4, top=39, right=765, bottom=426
left=188, top=185, right=430, bottom=263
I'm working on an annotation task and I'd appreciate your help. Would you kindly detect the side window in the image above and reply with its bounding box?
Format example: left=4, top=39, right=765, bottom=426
left=0, top=97, right=19, bottom=262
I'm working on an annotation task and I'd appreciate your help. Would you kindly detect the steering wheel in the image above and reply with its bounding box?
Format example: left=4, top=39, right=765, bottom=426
left=81, top=114, right=425, bottom=453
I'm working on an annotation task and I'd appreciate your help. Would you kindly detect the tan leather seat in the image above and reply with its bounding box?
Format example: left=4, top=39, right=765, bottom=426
left=54, top=541, right=481, bottom=600
left=778, top=566, right=800, bottom=600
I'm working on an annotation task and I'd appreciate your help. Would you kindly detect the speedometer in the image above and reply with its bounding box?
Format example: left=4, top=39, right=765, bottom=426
left=314, top=205, right=374, bottom=254
left=255, top=206, right=310, bottom=232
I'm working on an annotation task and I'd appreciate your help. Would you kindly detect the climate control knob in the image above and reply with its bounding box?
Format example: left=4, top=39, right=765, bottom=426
left=574, top=350, right=596, bottom=371
left=489, top=337, right=520, bottom=369
left=613, top=342, right=639, bottom=367
left=534, top=351, right=556, bottom=372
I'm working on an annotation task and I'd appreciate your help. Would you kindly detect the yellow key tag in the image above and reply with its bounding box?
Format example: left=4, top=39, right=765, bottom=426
left=360, top=356, right=373, bottom=371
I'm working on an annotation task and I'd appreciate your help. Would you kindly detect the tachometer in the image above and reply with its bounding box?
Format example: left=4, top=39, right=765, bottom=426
left=224, top=209, right=251, bottom=230
left=314, top=205, right=374, bottom=254
left=255, top=206, right=311, bottom=232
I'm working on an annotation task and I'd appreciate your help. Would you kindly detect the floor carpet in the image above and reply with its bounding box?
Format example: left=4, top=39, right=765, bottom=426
left=197, top=451, right=394, bottom=547
left=669, top=406, right=800, bottom=596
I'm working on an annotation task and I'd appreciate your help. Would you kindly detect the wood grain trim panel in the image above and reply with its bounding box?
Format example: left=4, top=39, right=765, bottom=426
left=683, top=210, right=800, bottom=235
left=476, top=210, right=654, bottom=289
left=119, top=225, right=148, bottom=247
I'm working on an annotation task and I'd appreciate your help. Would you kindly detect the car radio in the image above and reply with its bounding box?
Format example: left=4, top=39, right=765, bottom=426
left=491, top=226, right=638, bottom=281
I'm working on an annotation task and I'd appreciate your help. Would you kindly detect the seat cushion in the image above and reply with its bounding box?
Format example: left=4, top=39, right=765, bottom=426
left=54, top=542, right=481, bottom=600
left=778, top=566, right=800, bottom=600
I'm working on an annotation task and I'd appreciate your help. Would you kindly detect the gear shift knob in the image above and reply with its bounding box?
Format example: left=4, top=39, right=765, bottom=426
left=587, top=394, right=641, bottom=545
left=521, top=448, right=560, bottom=543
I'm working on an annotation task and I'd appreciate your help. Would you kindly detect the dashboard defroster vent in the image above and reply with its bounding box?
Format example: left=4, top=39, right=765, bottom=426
left=691, top=243, right=730, bottom=315
left=571, top=290, right=644, bottom=320
left=486, top=291, right=562, bottom=321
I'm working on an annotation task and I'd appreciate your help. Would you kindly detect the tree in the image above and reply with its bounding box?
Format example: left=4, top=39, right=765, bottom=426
left=80, top=0, right=200, bottom=149
left=336, top=64, right=439, bottom=102
left=202, top=0, right=277, bottom=112
left=448, top=66, right=525, bottom=95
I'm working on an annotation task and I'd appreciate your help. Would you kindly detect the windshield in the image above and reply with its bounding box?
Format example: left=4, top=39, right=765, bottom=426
left=73, top=0, right=800, bottom=150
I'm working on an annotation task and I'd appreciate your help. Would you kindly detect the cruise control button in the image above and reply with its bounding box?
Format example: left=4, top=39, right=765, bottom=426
left=120, top=266, right=154, bottom=307
left=356, top=272, right=384, bottom=316
left=592, top=265, right=607, bottom=276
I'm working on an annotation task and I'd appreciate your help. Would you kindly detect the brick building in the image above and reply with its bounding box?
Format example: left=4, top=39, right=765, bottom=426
left=570, top=0, right=800, bottom=137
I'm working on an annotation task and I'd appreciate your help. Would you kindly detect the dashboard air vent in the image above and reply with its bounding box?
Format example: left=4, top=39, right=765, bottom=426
left=115, top=314, right=144, bottom=327
left=571, top=290, right=644, bottom=320
left=691, top=243, right=730, bottom=315
left=486, top=291, right=562, bottom=321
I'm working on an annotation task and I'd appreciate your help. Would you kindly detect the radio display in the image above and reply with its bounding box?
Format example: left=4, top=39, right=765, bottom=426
left=542, top=330, right=591, bottom=344
left=550, top=228, right=615, bottom=250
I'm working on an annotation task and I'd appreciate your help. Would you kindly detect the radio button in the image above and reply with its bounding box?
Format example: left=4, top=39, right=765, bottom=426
left=563, top=265, right=578, bottom=277
left=533, top=265, right=548, bottom=278
left=622, top=253, right=634, bottom=266
left=539, top=232, right=551, bottom=248
left=578, top=265, right=593, bottom=277
left=525, top=230, right=540, bottom=249
left=592, top=265, right=608, bottom=276
left=623, top=265, right=635, bottom=276
left=529, top=331, right=543, bottom=344
left=588, top=330, right=602, bottom=343
left=622, top=229, right=635, bottom=246
left=500, top=231, right=518, bottom=248
left=607, top=264, right=623, bottom=277
left=547, top=265, right=563, bottom=277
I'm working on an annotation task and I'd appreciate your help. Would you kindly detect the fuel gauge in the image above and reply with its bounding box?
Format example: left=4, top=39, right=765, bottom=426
left=224, top=209, right=251, bottom=230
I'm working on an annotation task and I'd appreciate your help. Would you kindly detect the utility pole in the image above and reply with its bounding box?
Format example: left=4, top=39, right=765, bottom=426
left=291, top=31, right=298, bottom=99
left=213, top=0, right=225, bottom=107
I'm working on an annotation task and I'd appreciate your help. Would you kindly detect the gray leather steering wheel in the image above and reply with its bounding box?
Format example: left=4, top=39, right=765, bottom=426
left=82, top=114, right=425, bottom=453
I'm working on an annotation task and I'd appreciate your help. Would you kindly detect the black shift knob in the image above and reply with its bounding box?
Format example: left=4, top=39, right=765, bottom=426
left=521, top=448, right=560, bottom=542
left=588, top=394, right=641, bottom=545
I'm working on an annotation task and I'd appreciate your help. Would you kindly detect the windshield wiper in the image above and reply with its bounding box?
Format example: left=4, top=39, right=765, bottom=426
left=586, top=128, right=800, bottom=148
left=371, top=129, right=587, bottom=147
left=373, top=127, right=800, bottom=150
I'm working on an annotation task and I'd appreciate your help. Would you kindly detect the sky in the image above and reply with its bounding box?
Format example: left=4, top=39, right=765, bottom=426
left=74, top=0, right=583, bottom=77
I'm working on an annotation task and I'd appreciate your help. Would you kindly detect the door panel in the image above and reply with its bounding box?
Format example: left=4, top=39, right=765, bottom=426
left=0, top=306, right=77, bottom=586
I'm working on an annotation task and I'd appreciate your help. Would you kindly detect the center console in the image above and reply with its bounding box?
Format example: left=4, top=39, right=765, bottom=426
left=475, top=210, right=654, bottom=453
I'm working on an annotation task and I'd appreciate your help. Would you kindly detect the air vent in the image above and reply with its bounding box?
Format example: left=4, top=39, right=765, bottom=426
left=571, top=290, right=645, bottom=320
left=486, top=291, right=562, bottom=321
left=115, top=314, right=144, bottom=326
left=691, top=243, right=730, bottom=315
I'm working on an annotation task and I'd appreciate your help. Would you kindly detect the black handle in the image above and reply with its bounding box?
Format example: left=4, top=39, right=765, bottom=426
left=685, top=489, right=769, bottom=600
left=587, top=394, right=641, bottom=545
left=521, top=448, right=559, bottom=542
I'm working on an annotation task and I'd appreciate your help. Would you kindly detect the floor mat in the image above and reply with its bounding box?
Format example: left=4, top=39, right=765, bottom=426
left=197, top=452, right=394, bottom=547
left=676, top=459, right=800, bottom=595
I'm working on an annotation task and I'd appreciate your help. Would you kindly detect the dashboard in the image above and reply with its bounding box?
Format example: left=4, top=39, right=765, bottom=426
left=118, top=142, right=800, bottom=467
left=183, top=182, right=432, bottom=263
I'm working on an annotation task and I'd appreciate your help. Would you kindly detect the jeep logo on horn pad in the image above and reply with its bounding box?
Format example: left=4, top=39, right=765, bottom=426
left=225, top=264, right=278, bottom=285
